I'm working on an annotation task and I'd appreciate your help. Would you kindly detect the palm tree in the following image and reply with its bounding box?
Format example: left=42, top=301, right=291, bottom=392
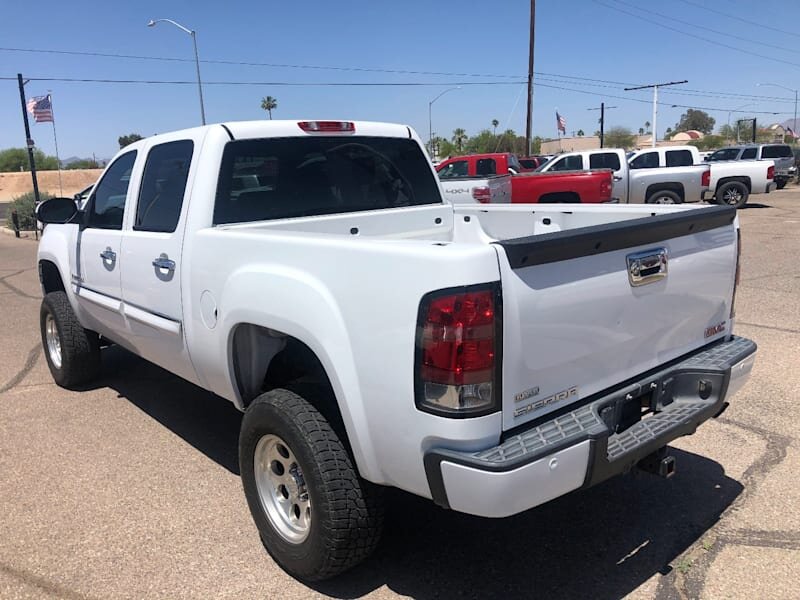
left=644, top=120, right=651, bottom=134
left=577, top=129, right=585, bottom=137
left=261, top=96, right=278, bottom=120
left=452, top=128, right=468, bottom=153
left=639, top=127, right=645, bottom=135
left=492, top=119, right=499, bottom=135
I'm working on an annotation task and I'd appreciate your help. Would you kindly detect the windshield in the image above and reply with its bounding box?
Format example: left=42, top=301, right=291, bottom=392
left=707, top=148, right=741, bottom=161
left=214, top=136, right=442, bottom=224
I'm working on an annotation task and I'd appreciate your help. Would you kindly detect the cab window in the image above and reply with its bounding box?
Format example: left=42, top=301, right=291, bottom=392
left=589, top=152, right=621, bottom=171
left=437, top=160, right=469, bottom=179
left=666, top=150, right=693, bottom=167
left=87, top=151, right=137, bottom=230
left=630, top=152, right=660, bottom=169
left=548, top=155, right=584, bottom=171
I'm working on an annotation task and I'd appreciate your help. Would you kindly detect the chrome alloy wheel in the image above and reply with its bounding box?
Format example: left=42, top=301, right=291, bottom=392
left=721, top=187, right=743, bottom=205
left=652, top=194, right=676, bottom=204
left=45, top=313, right=62, bottom=369
left=254, top=434, right=311, bottom=543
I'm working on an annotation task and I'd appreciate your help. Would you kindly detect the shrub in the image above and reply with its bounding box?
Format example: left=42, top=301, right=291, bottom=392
left=5, top=190, right=54, bottom=230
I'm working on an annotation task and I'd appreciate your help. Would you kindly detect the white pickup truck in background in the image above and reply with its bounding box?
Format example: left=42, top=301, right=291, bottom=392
left=35, top=120, right=756, bottom=581
left=630, top=145, right=777, bottom=208
left=438, top=172, right=512, bottom=204
left=538, top=147, right=710, bottom=204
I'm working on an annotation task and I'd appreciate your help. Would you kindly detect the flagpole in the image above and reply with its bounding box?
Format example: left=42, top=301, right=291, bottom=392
left=48, top=91, right=63, bottom=197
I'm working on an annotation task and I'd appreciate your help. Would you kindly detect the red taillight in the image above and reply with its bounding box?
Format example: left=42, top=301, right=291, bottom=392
left=600, top=176, right=612, bottom=199
left=472, top=186, right=492, bottom=204
left=297, top=121, right=355, bottom=133
left=416, top=286, right=500, bottom=415
left=702, top=168, right=711, bottom=187
left=767, top=165, right=775, bottom=180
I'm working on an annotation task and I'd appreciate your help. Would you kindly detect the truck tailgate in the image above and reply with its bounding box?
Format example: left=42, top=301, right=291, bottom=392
left=494, top=206, right=737, bottom=431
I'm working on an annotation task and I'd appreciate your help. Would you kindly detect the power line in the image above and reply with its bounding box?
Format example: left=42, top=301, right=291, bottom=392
left=0, top=76, right=525, bottom=86
left=675, top=0, right=800, bottom=39
left=0, top=46, right=523, bottom=79
left=594, top=0, right=800, bottom=70
left=609, top=0, right=800, bottom=56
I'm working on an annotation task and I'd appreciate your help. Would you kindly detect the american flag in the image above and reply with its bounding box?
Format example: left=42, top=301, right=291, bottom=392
left=556, top=111, right=566, bottom=134
left=26, top=95, right=54, bottom=123
left=787, top=126, right=799, bottom=140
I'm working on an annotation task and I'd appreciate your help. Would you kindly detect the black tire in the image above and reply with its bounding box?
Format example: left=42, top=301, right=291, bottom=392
left=646, top=190, right=682, bottom=204
left=776, top=179, right=787, bottom=190
left=239, top=388, right=384, bottom=581
left=716, top=181, right=749, bottom=208
left=40, top=291, right=101, bottom=388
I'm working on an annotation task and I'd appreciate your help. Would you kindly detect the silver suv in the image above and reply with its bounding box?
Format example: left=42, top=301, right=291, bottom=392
left=706, top=144, right=796, bottom=189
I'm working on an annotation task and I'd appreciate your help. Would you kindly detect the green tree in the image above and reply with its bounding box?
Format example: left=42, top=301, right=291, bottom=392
left=4, top=190, right=55, bottom=230
left=65, top=158, right=100, bottom=170
left=452, top=128, right=468, bottom=153
left=638, top=127, right=645, bottom=135
left=576, top=129, right=585, bottom=137
left=644, top=121, right=651, bottom=134
left=674, top=109, right=716, bottom=134
left=603, top=126, right=637, bottom=149
left=718, top=124, right=736, bottom=141
left=491, top=119, right=499, bottom=135
left=664, top=126, right=673, bottom=139
left=466, top=130, right=498, bottom=154
left=688, top=134, right=726, bottom=151
left=0, top=148, right=59, bottom=172
left=260, top=96, right=278, bottom=119
left=118, top=133, right=144, bottom=149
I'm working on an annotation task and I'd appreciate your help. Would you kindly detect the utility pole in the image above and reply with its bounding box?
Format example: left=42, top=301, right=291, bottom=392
left=17, top=73, right=41, bottom=239
left=587, top=103, right=617, bottom=148
left=525, top=0, right=536, bottom=155
left=624, top=80, right=688, bottom=147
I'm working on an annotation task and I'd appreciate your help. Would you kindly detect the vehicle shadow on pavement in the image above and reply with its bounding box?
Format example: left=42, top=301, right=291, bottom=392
left=740, top=202, right=772, bottom=209
left=89, top=347, right=742, bottom=600
left=315, top=449, right=742, bottom=600
left=89, top=345, right=243, bottom=474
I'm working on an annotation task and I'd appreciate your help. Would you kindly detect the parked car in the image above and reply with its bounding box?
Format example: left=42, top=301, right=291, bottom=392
left=35, top=119, right=755, bottom=581
left=705, top=144, right=795, bottom=189
left=635, top=145, right=776, bottom=208
left=436, top=152, right=613, bottom=203
left=536, top=147, right=709, bottom=204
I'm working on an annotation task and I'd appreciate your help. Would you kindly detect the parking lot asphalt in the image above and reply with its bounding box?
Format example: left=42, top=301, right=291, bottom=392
left=1, top=191, right=798, bottom=599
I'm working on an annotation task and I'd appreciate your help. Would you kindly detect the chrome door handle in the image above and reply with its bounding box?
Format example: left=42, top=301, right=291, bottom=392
left=152, top=255, right=176, bottom=271
left=100, top=248, right=116, bottom=261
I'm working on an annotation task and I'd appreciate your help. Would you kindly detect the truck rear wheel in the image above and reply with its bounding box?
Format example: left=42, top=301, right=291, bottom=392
left=239, top=388, right=384, bottom=581
left=716, top=181, right=749, bottom=208
left=776, top=179, right=787, bottom=190
left=40, top=291, right=101, bottom=388
left=646, top=190, right=681, bottom=204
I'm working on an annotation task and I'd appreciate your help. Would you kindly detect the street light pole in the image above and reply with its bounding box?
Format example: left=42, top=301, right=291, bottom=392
left=757, top=82, right=797, bottom=142
left=148, top=18, right=206, bottom=125
left=428, top=87, right=460, bottom=160
left=624, top=80, right=688, bottom=147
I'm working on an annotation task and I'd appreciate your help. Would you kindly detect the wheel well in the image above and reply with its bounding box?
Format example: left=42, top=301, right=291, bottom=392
left=538, top=192, right=580, bottom=203
left=231, top=324, right=346, bottom=438
left=39, top=261, right=65, bottom=294
left=645, top=183, right=684, bottom=202
left=716, top=176, right=751, bottom=192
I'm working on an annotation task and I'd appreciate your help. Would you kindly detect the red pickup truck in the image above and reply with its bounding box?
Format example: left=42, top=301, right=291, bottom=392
left=436, top=152, right=613, bottom=203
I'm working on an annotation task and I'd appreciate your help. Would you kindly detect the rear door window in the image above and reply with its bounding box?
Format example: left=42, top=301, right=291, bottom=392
left=629, top=152, right=660, bottom=169
left=437, top=160, right=469, bottom=179
left=741, top=148, right=757, bottom=159
left=548, top=155, right=584, bottom=171
left=215, top=136, right=443, bottom=224
left=665, top=150, right=694, bottom=167
left=589, top=152, right=621, bottom=170
left=134, top=140, right=194, bottom=233
left=476, top=158, right=497, bottom=176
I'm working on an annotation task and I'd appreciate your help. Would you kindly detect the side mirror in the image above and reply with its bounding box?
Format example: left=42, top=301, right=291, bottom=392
left=36, top=197, right=79, bottom=224
left=704, top=156, right=710, bottom=161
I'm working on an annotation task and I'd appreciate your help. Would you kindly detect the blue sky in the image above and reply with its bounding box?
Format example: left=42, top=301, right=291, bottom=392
left=1, top=0, right=798, bottom=160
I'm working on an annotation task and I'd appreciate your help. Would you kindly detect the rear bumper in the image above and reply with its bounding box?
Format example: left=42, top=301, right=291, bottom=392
left=424, top=336, right=757, bottom=518
left=766, top=181, right=778, bottom=193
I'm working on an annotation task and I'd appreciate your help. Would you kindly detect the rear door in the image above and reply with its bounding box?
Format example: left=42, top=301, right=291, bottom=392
left=494, top=206, right=737, bottom=431
left=588, top=151, right=624, bottom=201
left=119, top=135, right=199, bottom=383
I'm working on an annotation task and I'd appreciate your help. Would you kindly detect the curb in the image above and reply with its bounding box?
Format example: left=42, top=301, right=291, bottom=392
left=0, top=226, right=39, bottom=241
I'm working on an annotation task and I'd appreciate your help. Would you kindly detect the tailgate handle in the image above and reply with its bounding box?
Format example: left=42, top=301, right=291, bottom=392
left=627, top=248, right=668, bottom=286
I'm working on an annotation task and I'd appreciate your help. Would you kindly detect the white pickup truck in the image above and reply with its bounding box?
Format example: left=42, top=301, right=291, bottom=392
left=35, top=120, right=756, bottom=581
left=630, top=145, right=777, bottom=208
left=538, top=147, right=709, bottom=204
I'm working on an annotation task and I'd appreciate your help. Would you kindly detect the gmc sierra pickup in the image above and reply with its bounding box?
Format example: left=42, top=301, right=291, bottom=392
left=35, top=120, right=756, bottom=581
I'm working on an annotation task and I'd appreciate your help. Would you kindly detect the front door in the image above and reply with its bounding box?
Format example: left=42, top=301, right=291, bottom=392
left=75, top=150, right=138, bottom=336
left=120, top=138, right=198, bottom=384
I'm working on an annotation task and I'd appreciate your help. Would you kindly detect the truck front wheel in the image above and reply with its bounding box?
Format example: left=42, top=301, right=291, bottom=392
left=239, top=388, right=384, bottom=581
left=716, top=181, right=749, bottom=208
left=40, top=291, right=101, bottom=388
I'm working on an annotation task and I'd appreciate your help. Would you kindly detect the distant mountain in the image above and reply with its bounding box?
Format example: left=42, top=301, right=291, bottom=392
left=60, top=156, right=83, bottom=166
